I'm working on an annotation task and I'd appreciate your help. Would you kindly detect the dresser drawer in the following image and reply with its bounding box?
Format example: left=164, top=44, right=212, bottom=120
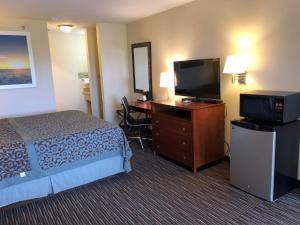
left=153, top=139, right=192, bottom=166
left=153, top=129, right=192, bottom=152
left=152, top=113, right=192, bottom=137
left=152, top=128, right=192, bottom=166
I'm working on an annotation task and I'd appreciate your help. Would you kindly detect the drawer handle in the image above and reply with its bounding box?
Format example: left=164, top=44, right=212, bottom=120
left=183, top=156, right=187, bottom=160
left=156, top=145, right=160, bottom=149
left=182, top=127, right=186, bottom=131
left=155, top=120, right=159, bottom=124
left=182, top=141, right=186, bottom=145
left=156, top=132, right=160, bottom=136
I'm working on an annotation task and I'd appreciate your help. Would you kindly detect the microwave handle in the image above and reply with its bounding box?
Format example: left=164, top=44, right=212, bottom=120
left=269, top=98, right=273, bottom=110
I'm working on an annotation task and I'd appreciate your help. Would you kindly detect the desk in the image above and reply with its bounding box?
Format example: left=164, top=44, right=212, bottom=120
left=117, top=101, right=151, bottom=126
left=122, top=101, right=152, bottom=139
left=128, top=101, right=152, bottom=114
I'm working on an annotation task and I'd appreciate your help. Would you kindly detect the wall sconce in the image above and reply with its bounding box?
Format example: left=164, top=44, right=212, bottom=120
left=58, top=24, right=74, bottom=32
left=160, top=72, right=173, bottom=99
left=223, top=55, right=247, bottom=84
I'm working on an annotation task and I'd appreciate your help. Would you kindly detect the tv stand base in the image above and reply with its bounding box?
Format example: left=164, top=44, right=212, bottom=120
left=182, top=98, right=223, bottom=104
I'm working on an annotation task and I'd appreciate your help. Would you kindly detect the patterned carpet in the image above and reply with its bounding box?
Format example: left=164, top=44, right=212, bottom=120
left=1, top=144, right=300, bottom=225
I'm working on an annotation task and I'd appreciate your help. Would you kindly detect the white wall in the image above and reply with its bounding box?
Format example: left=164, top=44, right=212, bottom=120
left=127, top=0, right=300, bottom=178
left=48, top=31, right=88, bottom=112
left=97, top=23, right=130, bottom=124
left=0, top=18, right=55, bottom=118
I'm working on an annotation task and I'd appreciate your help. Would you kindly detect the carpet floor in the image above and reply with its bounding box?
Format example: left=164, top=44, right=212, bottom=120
left=1, top=144, right=300, bottom=225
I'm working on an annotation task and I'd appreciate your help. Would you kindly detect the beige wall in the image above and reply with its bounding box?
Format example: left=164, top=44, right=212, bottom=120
left=86, top=26, right=103, bottom=118
left=0, top=18, right=55, bottom=118
left=97, top=23, right=130, bottom=124
left=127, top=0, right=300, bottom=177
left=48, top=31, right=88, bottom=112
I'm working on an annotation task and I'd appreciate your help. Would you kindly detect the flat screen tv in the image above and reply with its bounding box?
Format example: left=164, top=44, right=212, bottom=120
left=174, top=58, right=220, bottom=100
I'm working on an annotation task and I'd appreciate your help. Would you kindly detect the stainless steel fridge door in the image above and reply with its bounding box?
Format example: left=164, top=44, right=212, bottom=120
left=230, top=124, right=276, bottom=201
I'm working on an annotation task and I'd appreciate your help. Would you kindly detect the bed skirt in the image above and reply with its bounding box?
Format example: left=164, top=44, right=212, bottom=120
left=0, top=155, right=125, bottom=207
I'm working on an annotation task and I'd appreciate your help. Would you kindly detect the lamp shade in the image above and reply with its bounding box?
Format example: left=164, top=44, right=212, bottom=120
left=223, top=55, right=247, bottom=74
left=160, top=72, right=173, bottom=88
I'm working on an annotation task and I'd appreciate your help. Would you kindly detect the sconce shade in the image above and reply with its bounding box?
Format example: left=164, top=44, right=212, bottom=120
left=160, top=72, right=173, bottom=88
left=223, top=55, right=247, bottom=74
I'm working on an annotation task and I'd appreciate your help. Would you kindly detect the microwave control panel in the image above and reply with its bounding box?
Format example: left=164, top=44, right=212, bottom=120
left=274, top=98, right=284, bottom=112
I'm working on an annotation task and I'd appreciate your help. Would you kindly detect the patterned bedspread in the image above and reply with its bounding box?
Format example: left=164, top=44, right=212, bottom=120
left=0, top=120, right=31, bottom=182
left=0, top=111, right=132, bottom=189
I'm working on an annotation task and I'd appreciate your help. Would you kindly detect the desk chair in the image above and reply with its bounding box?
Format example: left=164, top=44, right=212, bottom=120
left=121, top=96, right=151, bottom=149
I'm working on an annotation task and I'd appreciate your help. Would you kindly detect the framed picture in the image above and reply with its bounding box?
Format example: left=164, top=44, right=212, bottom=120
left=0, top=31, right=36, bottom=89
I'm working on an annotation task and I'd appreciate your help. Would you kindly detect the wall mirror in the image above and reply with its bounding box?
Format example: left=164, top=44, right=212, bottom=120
left=131, top=42, right=152, bottom=100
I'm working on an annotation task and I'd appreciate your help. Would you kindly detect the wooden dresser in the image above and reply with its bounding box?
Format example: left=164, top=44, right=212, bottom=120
left=151, top=100, right=225, bottom=173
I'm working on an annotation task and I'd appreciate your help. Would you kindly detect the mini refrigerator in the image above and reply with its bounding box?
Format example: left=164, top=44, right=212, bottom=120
left=230, top=119, right=299, bottom=201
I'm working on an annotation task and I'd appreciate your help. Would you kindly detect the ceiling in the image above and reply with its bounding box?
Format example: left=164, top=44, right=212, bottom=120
left=0, top=0, right=194, bottom=27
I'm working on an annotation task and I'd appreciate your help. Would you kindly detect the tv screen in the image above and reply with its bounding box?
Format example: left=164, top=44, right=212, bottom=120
left=174, top=58, right=220, bottom=99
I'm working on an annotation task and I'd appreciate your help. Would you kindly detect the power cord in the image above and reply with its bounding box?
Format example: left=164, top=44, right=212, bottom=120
left=224, top=105, right=230, bottom=156
left=224, top=140, right=230, bottom=157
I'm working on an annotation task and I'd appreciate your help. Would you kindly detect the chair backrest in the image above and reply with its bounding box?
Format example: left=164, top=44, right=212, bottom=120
left=121, top=96, right=130, bottom=116
left=121, top=96, right=134, bottom=124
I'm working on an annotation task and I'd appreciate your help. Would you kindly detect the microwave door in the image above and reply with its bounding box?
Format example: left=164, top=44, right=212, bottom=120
left=241, top=96, right=272, bottom=120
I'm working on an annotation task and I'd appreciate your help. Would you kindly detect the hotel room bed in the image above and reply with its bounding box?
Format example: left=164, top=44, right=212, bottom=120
left=0, top=110, right=132, bottom=207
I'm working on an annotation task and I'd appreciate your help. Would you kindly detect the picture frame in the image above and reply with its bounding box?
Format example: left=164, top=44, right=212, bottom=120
left=0, top=31, right=36, bottom=90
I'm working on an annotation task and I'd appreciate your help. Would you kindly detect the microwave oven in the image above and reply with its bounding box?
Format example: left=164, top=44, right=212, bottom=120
left=240, top=90, right=300, bottom=123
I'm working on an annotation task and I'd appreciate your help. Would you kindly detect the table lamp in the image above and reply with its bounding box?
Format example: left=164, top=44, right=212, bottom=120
left=160, top=72, right=173, bottom=99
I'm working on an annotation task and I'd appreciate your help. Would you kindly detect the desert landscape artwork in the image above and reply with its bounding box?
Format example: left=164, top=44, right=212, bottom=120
left=0, top=32, right=36, bottom=89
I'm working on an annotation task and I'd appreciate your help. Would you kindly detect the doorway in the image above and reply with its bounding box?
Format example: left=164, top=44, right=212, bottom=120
left=48, top=27, right=93, bottom=115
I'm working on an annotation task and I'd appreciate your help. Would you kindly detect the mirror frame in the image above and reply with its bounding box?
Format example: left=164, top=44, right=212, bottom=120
left=131, top=42, right=153, bottom=100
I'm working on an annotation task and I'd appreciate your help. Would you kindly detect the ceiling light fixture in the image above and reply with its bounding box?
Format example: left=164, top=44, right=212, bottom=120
left=58, top=24, right=74, bottom=32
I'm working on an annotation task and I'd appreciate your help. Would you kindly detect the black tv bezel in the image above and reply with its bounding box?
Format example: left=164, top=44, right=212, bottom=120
left=174, top=58, right=221, bottom=100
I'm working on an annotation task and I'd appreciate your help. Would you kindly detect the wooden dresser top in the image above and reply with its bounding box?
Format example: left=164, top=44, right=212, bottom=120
left=151, top=99, right=225, bottom=110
